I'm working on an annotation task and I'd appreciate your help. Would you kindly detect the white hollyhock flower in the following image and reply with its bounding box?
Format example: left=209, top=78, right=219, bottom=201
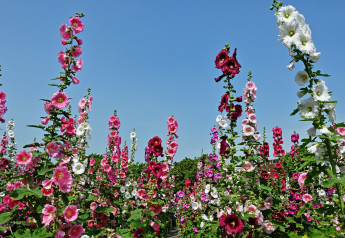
left=132, top=189, right=137, bottom=197
left=83, top=159, right=88, bottom=167
left=209, top=214, right=214, bottom=221
left=120, top=186, right=126, bottom=193
left=200, top=222, right=205, bottom=228
left=0, top=192, right=5, bottom=197
left=307, top=127, right=317, bottom=137
left=296, top=32, right=316, bottom=55
left=278, top=20, right=300, bottom=47
left=298, top=97, right=318, bottom=119
left=130, top=132, right=136, bottom=140
left=216, top=115, right=223, bottom=122
left=276, top=5, right=297, bottom=24
left=286, top=59, right=296, bottom=71
left=312, top=81, right=330, bottom=101
left=339, top=146, right=345, bottom=154
left=125, top=181, right=132, bottom=187
left=218, top=119, right=228, bottom=128
left=307, top=144, right=318, bottom=154
left=310, top=52, right=321, bottom=62
left=211, top=189, right=218, bottom=199
left=72, top=162, right=85, bottom=175
left=8, top=130, right=14, bottom=138
left=297, top=91, right=306, bottom=98
left=125, top=192, right=131, bottom=199
left=295, top=71, right=310, bottom=86
left=317, top=189, right=326, bottom=197
left=324, top=102, right=337, bottom=123
left=202, top=214, right=209, bottom=220
left=320, top=126, right=332, bottom=136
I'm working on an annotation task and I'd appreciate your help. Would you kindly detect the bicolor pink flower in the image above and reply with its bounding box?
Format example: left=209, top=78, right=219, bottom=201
left=55, top=230, right=66, bottom=238
left=52, top=166, right=73, bottom=192
left=298, top=172, right=307, bottom=187
left=167, top=116, right=176, bottom=125
left=72, top=59, right=83, bottom=73
left=60, top=24, right=72, bottom=40
left=248, top=113, right=257, bottom=123
left=68, top=224, right=84, bottom=238
left=46, top=142, right=60, bottom=157
left=69, top=17, right=84, bottom=34
left=42, top=204, right=56, bottom=226
left=41, top=187, right=53, bottom=196
left=294, top=193, right=301, bottom=200
left=161, top=162, right=169, bottom=172
left=137, top=189, right=146, bottom=200
left=51, top=92, right=70, bottom=109
left=15, top=150, right=32, bottom=166
left=336, top=127, right=345, bottom=137
left=246, top=81, right=256, bottom=90
left=90, top=202, right=97, bottom=211
left=262, top=221, right=275, bottom=234
left=149, top=221, right=160, bottom=231
left=57, top=51, right=69, bottom=64
left=243, top=125, right=255, bottom=136
left=302, top=194, right=313, bottom=203
left=243, top=161, right=254, bottom=172
left=63, top=205, right=79, bottom=222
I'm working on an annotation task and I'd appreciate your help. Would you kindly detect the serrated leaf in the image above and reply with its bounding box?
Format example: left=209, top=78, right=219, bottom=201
left=322, top=178, right=339, bottom=188
left=38, top=168, right=52, bottom=175
left=11, top=187, right=42, bottom=200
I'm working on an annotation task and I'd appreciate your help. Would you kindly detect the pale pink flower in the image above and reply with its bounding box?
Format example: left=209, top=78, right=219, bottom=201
left=15, top=150, right=32, bottom=166
left=68, top=224, right=84, bottom=238
left=302, top=194, right=313, bottom=203
left=246, top=205, right=258, bottom=216
left=69, top=17, right=84, bottom=34
left=41, top=179, right=52, bottom=189
left=168, top=141, right=178, bottom=151
left=46, top=142, right=60, bottom=158
left=262, top=221, right=275, bottom=234
left=243, top=125, right=255, bottom=136
left=167, top=148, right=176, bottom=157
left=63, top=205, right=79, bottom=223
left=298, top=172, right=307, bottom=187
left=42, top=204, right=56, bottom=226
left=51, top=92, right=70, bottom=109
left=248, top=113, right=257, bottom=123
left=55, top=230, right=66, bottom=238
left=60, top=24, right=72, bottom=40
left=72, top=58, right=83, bottom=72
left=243, top=161, right=254, bottom=172
left=52, top=166, right=73, bottom=192
left=246, top=81, right=256, bottom=90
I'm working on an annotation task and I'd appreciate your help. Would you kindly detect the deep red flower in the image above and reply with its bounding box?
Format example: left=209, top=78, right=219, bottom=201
left=215, top=49, right=229, bottom=69
left=133, top=227, right=145, bottom=238
left=219, top=213, right=244, bottom=234
left=221, top=48, right=241, bottom=76
left=148, top=136, right=162, bottom=147
left=218, top=94, right=229, bottom=112
left=220, top=139, right=230, bottom=159
left=151, top=145, right=163, bottom=157
left=152, top=164, right=163, bottom=178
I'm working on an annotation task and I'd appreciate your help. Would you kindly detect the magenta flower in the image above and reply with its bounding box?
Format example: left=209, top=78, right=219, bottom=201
left=69, top=17, right=84, bottom=34
left=72, top=58, right=83, bottom=72
left=68, top=224, right=84, bottom=238
left=71, top=46, right=82, bottom=58
left=57, top=51, right=69, bottom=64
left=63, top=205, right=79, bottom=223
left=41, top=204, right=56, bottom=226
left=51, top=92, right=70, bottom=109
left=60, top=23, right=72, bottom=40
left=15, top=150, right=32, bottom=166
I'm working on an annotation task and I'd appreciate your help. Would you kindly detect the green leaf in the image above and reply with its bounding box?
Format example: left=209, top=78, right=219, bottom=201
left=0, top=211, right=14, bottom=224
left=128, top=208, right=143, bottom=221
left=23, top=142, right=41, bottom=148
left=290, top=108, right=299, bottom=116
left=10, top=187, right=42, bottom=200
left=315, top=70, right=331, bottom=77
left=38, top=168, right=52, bottom=175
left=27, top=124, right=45, bottom=129
left=95, top=206, right=114, bottom=216
left=322, top=178, right=339, bottom=188
left=260, top=185, right=272, bottom=192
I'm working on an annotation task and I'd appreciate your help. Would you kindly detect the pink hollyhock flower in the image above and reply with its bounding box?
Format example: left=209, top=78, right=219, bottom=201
left=46, top=141, right=60, bottom=157
left=44, top=101, right=55, bottom=114
left=42, top=204, right=56, bottom=226
left=55, top=230, right=65, bottom=238
left=302, top=194, right=313, bottom=203
left=161, top=162, right=169, bottom=172
left=298, top=172, right=307, bottom=187
left=51, top=92, right=70, bottom=109
left=69, top=17, right=84, bottom=34
left=15, top=150, right=32, bottom=166
left=149, top=221, right=160, bottom=231
left=71, top=46, right=82, bottom=58
left=243, top=161, right=254, bottom=172
left=60, top=23, right=72, bottom=40
left=294, top=193, right=301, bottom=200
left=152, top=165, right=163, bottom=178
left=41, top=117, right=50, bottom=125
left=72, top=59, right=83, bottom=72
left=149, top=204, right=162, bottom=215
left=61, top=40, right=68, bottom=45
left=262, top=221, right=275, bottom=234
left=68, top=224, right=84, bottom=238
left=63, top=205, right=79, bottom=222
left=168, top=141, right=178, bottom=151
left=336, top=127, right=345, bottom=136
left=109, top=115, right=121, bottom=129
left=72, top=77, right=79, bottom=84
left=90, top=202, right=97, bottom=211
left=52, top=166, right=73, bottom=192
left=57, top=51, right=69, bottom=64
left=167, top=147, right=176, bottom=157
left=167, top=116, right=176, bottom=125
left=248, top=113, right=257, bottom=123
left=246, top=81, right=256, bottom=90
left=168, top=124, right=178, bottom=134
left=89, top=157, right=95, bottom=166
left=76, top=38, right=83, bottom=45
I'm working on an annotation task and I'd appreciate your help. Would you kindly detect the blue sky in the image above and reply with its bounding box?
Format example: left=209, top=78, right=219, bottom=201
left=0, top=0, right=345, bottom=162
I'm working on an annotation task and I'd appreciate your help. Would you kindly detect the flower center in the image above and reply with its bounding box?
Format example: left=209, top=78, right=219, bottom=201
left=301, top=39, right=307, bottom=46
left=316, top=91, right=321, bottom=96
left=74, top=23, right=78, bottom=28
left=67, top=211, right=71, bottom=216
left=302, top=75, right=308, bottom=81
left=284, top=13, right=290, bottom=19
left=58, top=98, right=64, bottom=103
left=289, top=30, right=295, bottom=37
left=57, top=173, right=63, bottom=179
left=22, top=156, right=27, bottom=161
left=307, top=106, right=312, bottom=112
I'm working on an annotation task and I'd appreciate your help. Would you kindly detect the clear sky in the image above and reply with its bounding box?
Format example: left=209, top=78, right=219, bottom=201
left=0, top=0, right=344, bottom=162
